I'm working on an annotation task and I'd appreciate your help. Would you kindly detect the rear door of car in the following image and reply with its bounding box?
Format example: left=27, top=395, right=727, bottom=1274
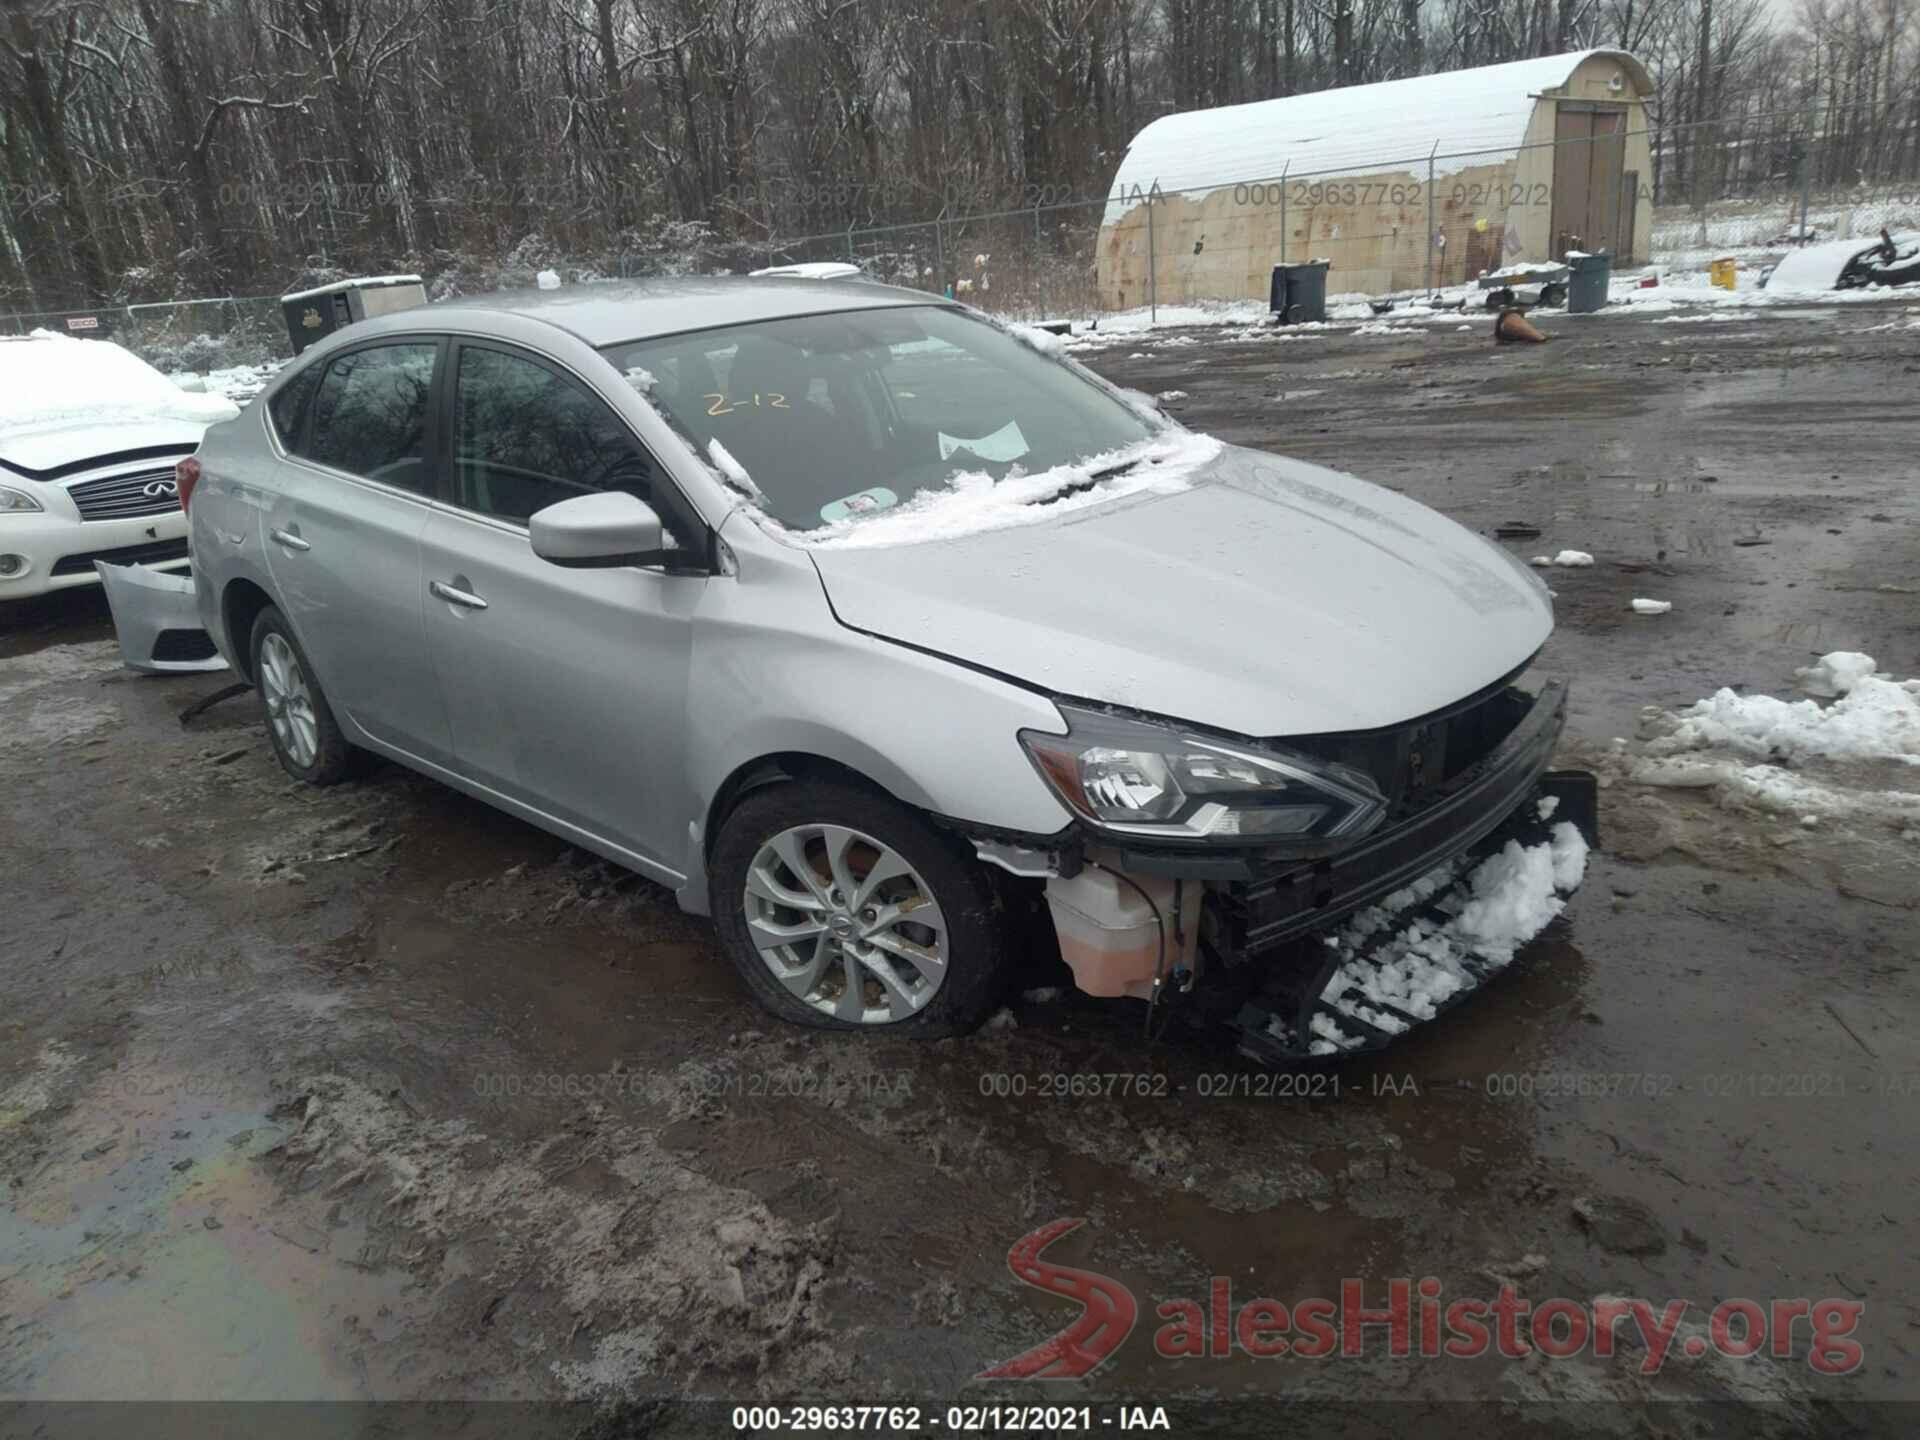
left=264, top=336, right=454, bottom=766
left=417, top=337, right=708, bottom=878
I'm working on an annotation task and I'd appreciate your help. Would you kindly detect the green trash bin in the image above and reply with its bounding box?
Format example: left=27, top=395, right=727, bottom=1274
left=1566, top=251, right=1612, bottom=313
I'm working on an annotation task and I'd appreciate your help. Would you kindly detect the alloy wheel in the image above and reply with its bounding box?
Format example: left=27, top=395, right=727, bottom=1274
left=742, top=823, right=949, bottom=1023
left=259, top=631, right=318, bottom=769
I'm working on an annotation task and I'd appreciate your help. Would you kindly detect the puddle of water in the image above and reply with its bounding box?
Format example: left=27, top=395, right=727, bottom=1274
left=0, top=1069, right=416, bottom=1400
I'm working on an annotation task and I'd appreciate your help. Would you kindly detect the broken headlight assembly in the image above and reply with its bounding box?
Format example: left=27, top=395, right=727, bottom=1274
left=1020, top=705, right=1386, bottom=847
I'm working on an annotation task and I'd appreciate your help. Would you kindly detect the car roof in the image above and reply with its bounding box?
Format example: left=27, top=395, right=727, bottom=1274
left=388, top=275, right=952, bottom=349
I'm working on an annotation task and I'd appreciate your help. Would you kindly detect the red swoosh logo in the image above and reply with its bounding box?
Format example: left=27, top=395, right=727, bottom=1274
left=977, top=1218, right=1137, bottom=1379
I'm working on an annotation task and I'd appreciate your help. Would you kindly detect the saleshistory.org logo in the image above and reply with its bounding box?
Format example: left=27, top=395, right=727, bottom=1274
left=977, top=1219, right=1141, bottom=1379
left=977, top=1219, right=1866, bottom=1380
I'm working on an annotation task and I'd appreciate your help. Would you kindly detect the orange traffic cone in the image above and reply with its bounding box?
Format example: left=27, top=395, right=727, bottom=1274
left=1494, top=306, right=1549, bottom=343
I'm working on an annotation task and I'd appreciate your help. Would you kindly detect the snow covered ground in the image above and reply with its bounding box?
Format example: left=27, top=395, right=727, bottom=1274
left=169, top=362, right=282, bottom=403
left=1284, top=650, right=1919, bottom=1057
left=1032, top=259, right=1918, bottom=352
left=1650, top=193, right=1920, bottom=270
left=1630, top=652, right=1920, bottom=829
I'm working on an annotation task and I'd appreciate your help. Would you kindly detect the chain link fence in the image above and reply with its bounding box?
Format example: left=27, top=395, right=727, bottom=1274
left=763, top=107, right=1920, bottom=317
left=756, top=196, right=1112, bottom=317
left=9, top=107, right=1916, bottom=374
left=2, top=294, right=288, bottom=375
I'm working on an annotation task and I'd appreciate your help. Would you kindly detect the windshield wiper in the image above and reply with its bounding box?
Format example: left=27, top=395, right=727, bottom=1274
left=1032, top=458, right=1139, bottom=507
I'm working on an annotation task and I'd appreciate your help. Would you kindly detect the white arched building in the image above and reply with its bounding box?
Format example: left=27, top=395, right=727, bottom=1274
left=1098, top=50, right=1655, bottom=306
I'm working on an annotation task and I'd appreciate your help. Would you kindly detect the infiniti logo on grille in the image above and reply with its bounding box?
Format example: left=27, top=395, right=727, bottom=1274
left=142, top=480, right=179, bottom=498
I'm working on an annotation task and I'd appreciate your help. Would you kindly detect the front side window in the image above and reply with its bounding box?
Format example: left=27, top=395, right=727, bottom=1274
left=603, top=306, right=1154, bottom=532
left=452, top=346, right=661, bottom=526
left=300, top=342, right=436, bottom=493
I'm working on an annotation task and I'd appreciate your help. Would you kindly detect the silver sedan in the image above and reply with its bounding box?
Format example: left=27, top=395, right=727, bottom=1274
left=187, top=276, right=1582, bottom=1055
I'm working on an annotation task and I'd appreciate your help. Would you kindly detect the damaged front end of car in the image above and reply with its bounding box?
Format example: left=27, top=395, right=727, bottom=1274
left=975, top=669, right=1597, bottom=1062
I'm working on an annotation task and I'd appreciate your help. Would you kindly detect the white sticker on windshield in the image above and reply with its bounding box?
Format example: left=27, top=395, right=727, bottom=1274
left=820, top=487, right=899, bottom=524
left=938, top=420, right=1029, bottom=464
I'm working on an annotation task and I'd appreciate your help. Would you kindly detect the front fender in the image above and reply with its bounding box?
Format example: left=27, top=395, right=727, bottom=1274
left=678, top=525, right=1073, bottom=914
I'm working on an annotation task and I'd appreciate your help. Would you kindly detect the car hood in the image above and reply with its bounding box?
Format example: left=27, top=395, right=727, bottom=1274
left=0, top=418, right=209, bottom=478
left=807, top=444, right=1553, bottom=736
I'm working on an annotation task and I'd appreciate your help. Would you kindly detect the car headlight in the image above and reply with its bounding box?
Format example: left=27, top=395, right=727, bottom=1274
left=1020, top=705, right=1386, bottom=846
left=0, top=485, right=43, bottom=514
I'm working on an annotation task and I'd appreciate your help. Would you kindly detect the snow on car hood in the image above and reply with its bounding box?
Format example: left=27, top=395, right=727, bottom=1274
left=0, top=417, right=212, bottom=476
left=0, top=331, right=238, bottom=471
left=808, top=444, right=1553, bottom=736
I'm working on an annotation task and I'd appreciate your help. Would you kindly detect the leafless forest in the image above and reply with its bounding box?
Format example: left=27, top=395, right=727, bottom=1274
left=2, top=0, right=1916, bottom=310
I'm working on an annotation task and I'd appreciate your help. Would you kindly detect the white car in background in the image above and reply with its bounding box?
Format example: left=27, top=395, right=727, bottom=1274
left=0, top=330, right=238, bottom=600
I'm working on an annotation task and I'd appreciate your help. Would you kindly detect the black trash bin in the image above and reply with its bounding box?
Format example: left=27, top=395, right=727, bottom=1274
left=1269, top=260, right=1330, bottom=324
left=281, top=275, right=428, bottom=355
left=1566, top=251, right=1612, bottom=314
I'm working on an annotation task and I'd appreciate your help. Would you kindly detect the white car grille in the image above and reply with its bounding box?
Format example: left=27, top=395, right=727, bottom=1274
left=67, top=466, right=183, bottom=521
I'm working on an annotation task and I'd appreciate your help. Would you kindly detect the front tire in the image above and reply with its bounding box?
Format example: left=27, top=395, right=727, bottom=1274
left=710, top=780, right=1012, bottom=1036
left=250, top=605, right=358, bottom=785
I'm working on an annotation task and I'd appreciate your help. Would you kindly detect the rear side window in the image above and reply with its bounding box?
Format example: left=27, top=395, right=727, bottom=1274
left=267, top=362, right=322, bottom=446
left=300, top=343, right=437, bottom=493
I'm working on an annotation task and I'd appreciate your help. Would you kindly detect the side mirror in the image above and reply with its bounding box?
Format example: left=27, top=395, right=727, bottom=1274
left=529, top=491, right=669, bottom=569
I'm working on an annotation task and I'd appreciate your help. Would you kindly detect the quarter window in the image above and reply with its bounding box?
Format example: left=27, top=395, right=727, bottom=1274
left=451, top=346, right=660, bottom=526
left=267, top=361, right=322, bottom=448
left=300, top=343, right=437, bottom=493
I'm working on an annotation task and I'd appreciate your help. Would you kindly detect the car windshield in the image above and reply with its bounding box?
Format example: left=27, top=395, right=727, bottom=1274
left=602, top=306, right=1154, bottom=532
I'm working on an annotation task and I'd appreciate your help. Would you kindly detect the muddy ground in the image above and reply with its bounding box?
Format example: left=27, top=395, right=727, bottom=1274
left=3, top=299, right=1918, bottom=1436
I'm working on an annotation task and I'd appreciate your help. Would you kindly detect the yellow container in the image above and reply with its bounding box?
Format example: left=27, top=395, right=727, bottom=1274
left=1709, top=256, right=1738, bottom=290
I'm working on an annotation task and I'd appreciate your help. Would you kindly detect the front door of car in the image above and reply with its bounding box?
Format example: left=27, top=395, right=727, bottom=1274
left=265, top=338, right=454, bottom=766
left=419, top=340, right=706, bottom=875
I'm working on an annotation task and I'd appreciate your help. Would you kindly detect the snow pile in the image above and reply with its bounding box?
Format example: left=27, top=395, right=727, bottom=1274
left=1643, top=652, right=1920, bottom=766
left=171, top=362, right=280, bottom=402
left=1631, top=758, right=1920, bottom=823
left=706, top=438, right=764, bottom=500
left=1007, top=323, right=1067, bottom=356
left=1795, top=650, right=1880, bottom=698
left=1309, top=823, right=1589, bottom=1053
left=1157, top=389, right=1189, bottom=401
left=792, top=430, right=1224, bottom=551
left=1529, top=549, right=1594, bottom=567
left=1050, top=300, right=1271, bottom=350
left=1629, top=651, right=1920, bottom=825
left=536, top=268, right=562, bottom=290
left=3, top=330, right=239, bottom=430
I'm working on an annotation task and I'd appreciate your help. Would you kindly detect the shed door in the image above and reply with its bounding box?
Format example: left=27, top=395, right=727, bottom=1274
left=1552, top=104, right=1629, bottom=258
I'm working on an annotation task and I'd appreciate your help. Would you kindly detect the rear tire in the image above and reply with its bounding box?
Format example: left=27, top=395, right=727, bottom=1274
left=250, top=605, right=359, bottom=786
left=710, top=780, right=1012, bottom=1036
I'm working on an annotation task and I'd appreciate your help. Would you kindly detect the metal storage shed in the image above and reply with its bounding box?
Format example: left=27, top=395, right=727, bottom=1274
left=1098, top=50, right=1655, bottom=306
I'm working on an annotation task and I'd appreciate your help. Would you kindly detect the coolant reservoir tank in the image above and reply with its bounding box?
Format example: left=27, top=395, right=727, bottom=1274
left=1045, top=865, right=1185, bottom=1000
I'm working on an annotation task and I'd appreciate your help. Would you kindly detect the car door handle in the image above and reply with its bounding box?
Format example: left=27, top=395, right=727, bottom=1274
left=269, top=527, right=310, bottom=552
left=430, top=579, right=488, bottom=611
